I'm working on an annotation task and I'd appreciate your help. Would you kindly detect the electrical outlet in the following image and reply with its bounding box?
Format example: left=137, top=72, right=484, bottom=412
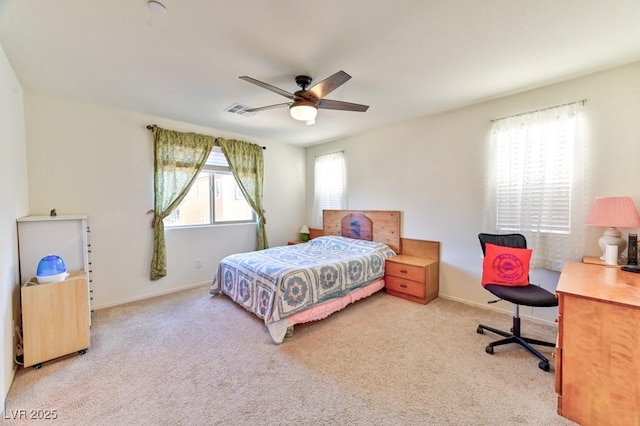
left=195, top=259, right=202, bottom=268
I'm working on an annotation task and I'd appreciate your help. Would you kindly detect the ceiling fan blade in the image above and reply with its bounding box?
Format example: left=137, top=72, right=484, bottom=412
left=245, top=102, right=292, bottom=113
left=317, top=98, right=369, bottom=112
left=239, top=76, right=296, bottom=100
left=307, top=70, right=351, bottom=99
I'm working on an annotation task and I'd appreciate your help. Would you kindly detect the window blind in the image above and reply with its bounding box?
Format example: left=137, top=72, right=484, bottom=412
left=486, top=102, right=587, bottom=271
left=494, top=119, right=574, bottom=234
left=313, top=152, right=346, bottom=229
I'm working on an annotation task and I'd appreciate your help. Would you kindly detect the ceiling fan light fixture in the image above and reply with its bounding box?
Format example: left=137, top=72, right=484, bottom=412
left=289, top=101, right=318, bottom=122
left=240, top=71, right=368, bottom=123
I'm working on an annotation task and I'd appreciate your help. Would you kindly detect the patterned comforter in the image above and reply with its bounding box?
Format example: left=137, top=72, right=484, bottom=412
left=210, top=236, right=396, bottom=324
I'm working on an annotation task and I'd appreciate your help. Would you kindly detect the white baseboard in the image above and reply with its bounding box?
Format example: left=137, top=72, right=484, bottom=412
left=438, top=294, right=557, bottom=327
left=93, top=281, right=211, bottom=310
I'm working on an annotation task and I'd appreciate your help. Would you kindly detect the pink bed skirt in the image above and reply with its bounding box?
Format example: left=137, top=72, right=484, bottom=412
left=266, top=279, right=385, bottom=343
left=286, top=278, right=385, bottom=325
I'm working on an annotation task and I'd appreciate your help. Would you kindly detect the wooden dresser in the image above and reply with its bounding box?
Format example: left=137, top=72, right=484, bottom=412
left=385, top=238, right=440, bottom=304
left=555, top=262, right=640, bottom=425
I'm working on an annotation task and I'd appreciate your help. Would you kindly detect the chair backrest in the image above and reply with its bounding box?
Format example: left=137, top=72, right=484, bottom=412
left=478, top=233, right=531, bottom=287
left=478, top=233, right=527, bottom=256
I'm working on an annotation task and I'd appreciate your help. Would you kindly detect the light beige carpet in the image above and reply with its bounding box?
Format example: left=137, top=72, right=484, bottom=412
left=6, top=286, right=575, bottom=425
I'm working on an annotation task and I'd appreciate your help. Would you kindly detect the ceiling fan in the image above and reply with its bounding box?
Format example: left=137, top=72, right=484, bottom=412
left=239, top=70, right=369, bottom=125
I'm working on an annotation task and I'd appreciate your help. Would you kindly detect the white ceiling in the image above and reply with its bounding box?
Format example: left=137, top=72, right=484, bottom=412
left=1, top=1, right=640, bottom=147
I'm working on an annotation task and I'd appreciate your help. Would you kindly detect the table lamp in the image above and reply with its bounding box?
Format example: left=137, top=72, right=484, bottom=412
left=299, top=224, right=310, bottom=241
left=584, top=196, right=640, bottom=261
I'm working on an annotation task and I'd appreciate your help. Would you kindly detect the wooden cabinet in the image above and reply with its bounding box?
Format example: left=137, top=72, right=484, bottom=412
left=384, top=238, right=440, bottom=304
left=21, top=271, right=90, bottom=368
left=17, top=215, right=93, bottom=321
left=555, top=262, right=640, bottom=425
left=17, top=215, right=93, bottom=368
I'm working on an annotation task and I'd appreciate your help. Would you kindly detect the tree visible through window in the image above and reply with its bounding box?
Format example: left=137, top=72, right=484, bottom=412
left=165, top=147, right=255, bottom=227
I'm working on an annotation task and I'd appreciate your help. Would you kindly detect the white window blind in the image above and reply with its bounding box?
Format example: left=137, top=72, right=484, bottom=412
left=204, top=146, right=230, bottom=169
left=313, top=152, right=346, bottom=229
left=495, top=119, right=573, bottom=234
left=485, top=102, right=587, bottom=271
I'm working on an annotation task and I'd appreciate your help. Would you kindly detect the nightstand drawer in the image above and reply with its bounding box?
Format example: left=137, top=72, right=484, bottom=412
left=384, top=250, right=439, bottom=305
left=385, top=275, right=426, bottom=299
left=385, top=261, right=425, bottom=283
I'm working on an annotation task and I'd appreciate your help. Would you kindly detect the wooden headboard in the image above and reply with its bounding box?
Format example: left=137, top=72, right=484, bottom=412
left=322, top=210, right=401, bottom=253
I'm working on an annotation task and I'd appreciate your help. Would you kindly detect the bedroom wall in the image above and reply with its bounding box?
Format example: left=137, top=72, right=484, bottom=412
left=305, top=61, right=640, bottom=324
left=0, top=42, right=29, bottom=409
left=23, top=92, right=306, bottom=309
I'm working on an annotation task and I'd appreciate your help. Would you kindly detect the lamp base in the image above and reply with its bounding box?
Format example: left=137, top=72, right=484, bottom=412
left=300, top=233, right=309, bottom=242
left=598, top=227, right=627, bottom=261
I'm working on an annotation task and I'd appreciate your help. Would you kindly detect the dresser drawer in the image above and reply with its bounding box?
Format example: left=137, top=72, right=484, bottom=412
left=385, top=261, right=425, bottom=283
left=385, top=275, right=426, bottom=299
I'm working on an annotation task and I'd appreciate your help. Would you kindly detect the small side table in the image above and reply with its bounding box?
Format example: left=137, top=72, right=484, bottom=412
left=287, top=240, right=306, bottom=245
left=385, top=255, right=439, bottom=304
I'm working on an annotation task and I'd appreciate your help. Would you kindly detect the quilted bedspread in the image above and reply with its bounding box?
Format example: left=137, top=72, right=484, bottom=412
left=210, top=236, right=396, bottom=324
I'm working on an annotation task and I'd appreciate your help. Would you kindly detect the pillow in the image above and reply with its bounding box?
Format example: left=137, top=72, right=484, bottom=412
left=481, top=243, right=532, bottom=287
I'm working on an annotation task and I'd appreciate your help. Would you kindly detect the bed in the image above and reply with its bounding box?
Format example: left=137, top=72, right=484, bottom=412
left=209, top=210, right=401, bottom=343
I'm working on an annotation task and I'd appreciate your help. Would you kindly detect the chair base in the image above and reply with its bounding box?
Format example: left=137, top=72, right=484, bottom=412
left=477, top=319, right=555, bottom=371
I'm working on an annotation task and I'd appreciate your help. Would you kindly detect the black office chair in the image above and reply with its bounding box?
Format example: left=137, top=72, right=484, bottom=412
left=477, top=233, right=558, bottom=371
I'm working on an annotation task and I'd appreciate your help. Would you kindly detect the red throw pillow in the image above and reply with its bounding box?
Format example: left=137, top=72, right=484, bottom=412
left=481, top=243, right=532, bottom=287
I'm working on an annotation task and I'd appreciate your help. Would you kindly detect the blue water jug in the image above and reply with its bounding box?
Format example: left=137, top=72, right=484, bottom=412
left=36, top=255, right=68, bottom=283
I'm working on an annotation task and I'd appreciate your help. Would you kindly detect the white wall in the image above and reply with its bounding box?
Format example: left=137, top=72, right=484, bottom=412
left=12, top=57, right=640, bottom=397
left=0, top=43, right=28, bottom=409
left=306, top=61, right=640, bottom=324
left=23, top=92, right=306, bottom=309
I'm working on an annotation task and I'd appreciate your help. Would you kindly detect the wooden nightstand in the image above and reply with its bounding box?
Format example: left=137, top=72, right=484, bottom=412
left=385, top=255, right=439, bottom=304
left=287, top=240, right=306, bottom=245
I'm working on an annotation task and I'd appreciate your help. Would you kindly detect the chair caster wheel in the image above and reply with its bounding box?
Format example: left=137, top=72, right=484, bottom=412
left=539, top=361, right=550, bottom=371
left=476, top=326, right=484, bottom=334
left=485, top=345, right=494, bottom=354
left=78, top=349, right=87, bottom=355
left=33, top=363, right=42, bottom=370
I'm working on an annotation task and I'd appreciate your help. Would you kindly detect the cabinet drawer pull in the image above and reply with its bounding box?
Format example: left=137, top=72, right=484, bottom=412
left=400, top=269, right=408, bottom=274
left=400, top=284, right=407, bottom=288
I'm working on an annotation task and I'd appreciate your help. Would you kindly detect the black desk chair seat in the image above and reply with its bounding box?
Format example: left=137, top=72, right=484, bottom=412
left=477, top=233, right=558, bottom=371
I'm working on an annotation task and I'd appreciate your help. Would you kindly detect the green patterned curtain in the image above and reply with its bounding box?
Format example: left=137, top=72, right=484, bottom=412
left=151, top=126, right=214, bottom=280
left=218, top=139, right=269, bottom=250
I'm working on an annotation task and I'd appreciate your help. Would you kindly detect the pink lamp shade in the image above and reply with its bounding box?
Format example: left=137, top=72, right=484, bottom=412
left=585, top=197, right=640, bottom=227
left=585, top=197, right=640, bottom=261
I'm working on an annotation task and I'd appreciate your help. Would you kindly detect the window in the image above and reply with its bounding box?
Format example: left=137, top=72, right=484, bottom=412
left=313, top=151, right=347, bottom=229
left=165, top=147, right=255, bottom=227
left=485, top=101, right=587, bottom=271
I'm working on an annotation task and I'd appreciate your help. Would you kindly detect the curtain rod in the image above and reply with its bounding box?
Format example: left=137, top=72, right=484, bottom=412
left=490, top=99, right=588, bottom=123
left=146, top=125, right=266, bottom=150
